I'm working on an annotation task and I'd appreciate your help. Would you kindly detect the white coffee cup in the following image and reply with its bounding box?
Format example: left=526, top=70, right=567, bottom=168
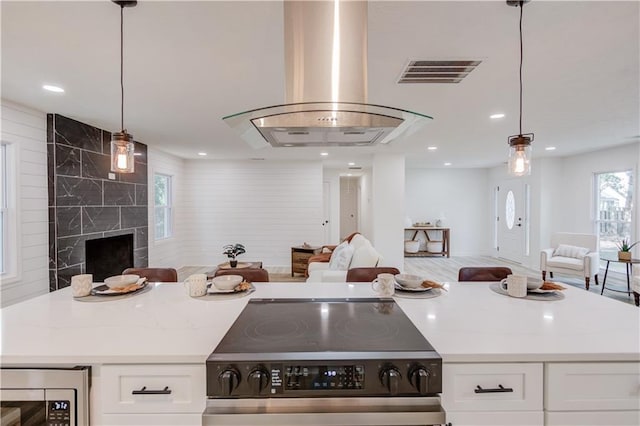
left=500, top=274, right=527, bottom=298
left=71, top=274, right=93, bottom=297
left=184, top=273, right=208, bottom=297
left=371, top=273, right=395, bottom=297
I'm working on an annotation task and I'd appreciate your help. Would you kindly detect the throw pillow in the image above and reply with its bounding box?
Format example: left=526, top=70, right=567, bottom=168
left=554, top=244, right=590, bottom=259
left=350, top=242, right=381, bottom=268
left=329, top=241, right=355, bottom=270
left=349, top=233, right=369, bottom=251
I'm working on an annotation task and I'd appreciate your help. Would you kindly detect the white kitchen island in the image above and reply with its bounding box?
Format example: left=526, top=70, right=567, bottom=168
left=1, top=282, right=639, bottom=425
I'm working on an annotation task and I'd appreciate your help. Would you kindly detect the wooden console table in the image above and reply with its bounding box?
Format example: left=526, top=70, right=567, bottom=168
left=404, top=227, right=450, bottom=258
left=291, top=245, right=322, bottom=276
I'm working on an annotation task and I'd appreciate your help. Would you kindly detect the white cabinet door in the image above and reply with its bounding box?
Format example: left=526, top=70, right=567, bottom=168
left=545, top=362, right=640, bottom=411
left=546, top=411, right=640, bottom=426
left=445, top=410, right=543, bottom=426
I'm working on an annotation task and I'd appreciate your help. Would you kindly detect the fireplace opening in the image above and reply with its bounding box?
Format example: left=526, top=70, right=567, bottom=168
left=86, top=234, right=134, bottom=281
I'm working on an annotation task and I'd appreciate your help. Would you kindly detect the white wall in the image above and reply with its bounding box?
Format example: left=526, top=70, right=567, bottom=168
left=358, top=168, right=373, bottom=239
left=555, top=143, right=638, bottom=234
left=372, top=154, right=405, bottom=269
left=182, top=160, right=323, bottom=266
left=0, top=100, right=48, bottom=307
left=148, top=148, right=186, bottom=268
left=406, top=168, right=491, bottom=256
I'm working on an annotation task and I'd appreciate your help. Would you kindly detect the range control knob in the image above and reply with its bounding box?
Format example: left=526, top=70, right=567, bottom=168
left=410, top=367, right=431, bottom=394
left=379, top=367, right=402, bottom=395
left=218, top=368, right=240, bottom=396
left=248, top=367, right=271, bottom=395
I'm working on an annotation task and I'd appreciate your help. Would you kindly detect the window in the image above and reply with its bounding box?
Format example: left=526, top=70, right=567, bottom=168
left=154, top=173, right=172, bottom=240
left=595, top=170, right=634, bottom=272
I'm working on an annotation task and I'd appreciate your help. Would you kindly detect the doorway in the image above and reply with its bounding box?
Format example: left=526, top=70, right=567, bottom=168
left=340, top=176, right=359, bottom=239
left=496, top=180, right=529, bottom=264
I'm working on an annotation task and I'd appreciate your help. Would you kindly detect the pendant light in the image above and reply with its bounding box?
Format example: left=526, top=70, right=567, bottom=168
left=507, top=0, right=534, bottom=177
left=110, top=0, right=137, bottom=173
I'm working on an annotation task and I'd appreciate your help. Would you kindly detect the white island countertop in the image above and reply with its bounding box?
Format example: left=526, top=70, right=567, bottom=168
left=1, top=282, right=639, bottom=365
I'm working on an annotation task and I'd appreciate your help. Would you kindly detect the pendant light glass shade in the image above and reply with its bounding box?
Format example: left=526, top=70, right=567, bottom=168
left=110, top=131, right=135, bottom=173
left=508, top=134, right=533, bottom=176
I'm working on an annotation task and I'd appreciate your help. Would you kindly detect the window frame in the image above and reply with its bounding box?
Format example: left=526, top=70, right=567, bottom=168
left=593, top=169, right=635, bottom=272
left=153, top=173, right=173, bottom=241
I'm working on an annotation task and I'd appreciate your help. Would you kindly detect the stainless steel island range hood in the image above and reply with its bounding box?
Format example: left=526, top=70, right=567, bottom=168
left=223, top=1, right=431, bottom=148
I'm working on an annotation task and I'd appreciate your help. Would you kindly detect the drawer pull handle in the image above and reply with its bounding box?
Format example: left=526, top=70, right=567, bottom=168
left=474, top=384, right=513, bottom=394
left=132, top=386, right=172, bottom=395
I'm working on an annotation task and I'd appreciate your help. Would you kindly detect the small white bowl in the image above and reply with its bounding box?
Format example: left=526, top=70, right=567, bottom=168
left=104, top=274, right=140, bottom=289
left=395, top=273, right=423, bottom=289
left=212, top=274, right=243, bottom=291
left=527, top=277, right=543, bottom=290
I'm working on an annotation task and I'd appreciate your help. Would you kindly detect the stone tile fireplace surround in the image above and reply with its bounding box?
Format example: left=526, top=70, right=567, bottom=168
left=47, top=114, right=148, bottom=291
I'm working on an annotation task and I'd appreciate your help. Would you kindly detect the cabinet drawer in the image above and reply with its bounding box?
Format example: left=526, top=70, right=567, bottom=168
left=442, top=363, right=543, bottom=412
left=292, top=253, right=313, bottom=262
left=102, top=364, right=205, bottom=414
left=545, top=362, right=640, bottom=411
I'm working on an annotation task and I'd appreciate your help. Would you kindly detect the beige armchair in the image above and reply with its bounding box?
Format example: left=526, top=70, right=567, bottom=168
left=540, top=232, right=599, bottom=290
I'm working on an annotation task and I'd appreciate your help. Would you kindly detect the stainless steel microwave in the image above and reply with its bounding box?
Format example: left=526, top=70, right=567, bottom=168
left=1, top=366, right=90, bottom=426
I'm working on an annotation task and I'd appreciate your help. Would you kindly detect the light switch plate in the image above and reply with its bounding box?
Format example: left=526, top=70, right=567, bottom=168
left=108, top=173, right=116, bottom=180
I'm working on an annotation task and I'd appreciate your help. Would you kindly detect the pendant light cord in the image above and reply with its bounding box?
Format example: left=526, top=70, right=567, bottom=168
left=518, top=1, right=524, bottom=136
left=120, top=4, right=124, bottom=131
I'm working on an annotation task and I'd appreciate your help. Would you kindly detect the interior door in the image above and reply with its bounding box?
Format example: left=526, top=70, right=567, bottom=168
left=340, top=176, right=359, bottom=239
left=322, top=181, right=331, bottom=244
left=497, top=180, right=526, bottom=264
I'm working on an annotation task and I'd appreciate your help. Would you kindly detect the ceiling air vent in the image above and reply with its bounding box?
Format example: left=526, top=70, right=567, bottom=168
left=398, top=60, right=481, bottom=84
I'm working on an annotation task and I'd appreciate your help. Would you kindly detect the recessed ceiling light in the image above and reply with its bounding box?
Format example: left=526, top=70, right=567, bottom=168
left=320, top=152, right=329, bottom=156
left=133, top=152, right=142, bottom=156
left=197, top=152, right=207, bottom=156
left=283, top=144, right=294, bottom=147
left=42, top=84, right=64, bottom=93
left=490, top=113, right=505, bottom=119
left=427, top=146, right=438, bottom=151
left=444, top=162, right=452, bottom=166
left=545, top=146, right=556, bottom=151
left=348, top=162, right=355, bottom=166
left=347, top=173, right=353, bottom=177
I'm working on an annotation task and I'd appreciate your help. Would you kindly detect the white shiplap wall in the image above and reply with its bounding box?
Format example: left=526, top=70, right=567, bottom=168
left=182, top=160, right=323, bottom=267
left=148, top=148, right=186, bottom=268
left=1, top=100, right=49, bottom=307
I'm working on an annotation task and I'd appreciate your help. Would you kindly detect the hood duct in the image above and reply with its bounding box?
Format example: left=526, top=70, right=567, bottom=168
left=223, top=0, right=431, bottom=148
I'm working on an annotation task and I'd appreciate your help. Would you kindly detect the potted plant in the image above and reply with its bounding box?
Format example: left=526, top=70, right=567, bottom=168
left=222, top=243, right=246, bottom=267
left=616, top=238, right=638, bottom=261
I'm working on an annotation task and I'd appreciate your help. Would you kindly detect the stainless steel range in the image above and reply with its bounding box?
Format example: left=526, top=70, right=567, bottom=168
left=203, top=298, right=445, bottom=425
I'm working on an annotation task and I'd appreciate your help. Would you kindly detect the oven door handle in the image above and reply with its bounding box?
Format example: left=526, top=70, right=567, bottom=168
left=131, top=386, right=172, bottom=395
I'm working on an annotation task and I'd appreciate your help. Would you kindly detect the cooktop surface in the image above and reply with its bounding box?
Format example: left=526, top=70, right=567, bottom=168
left=213, top=298, right=434, bottom=354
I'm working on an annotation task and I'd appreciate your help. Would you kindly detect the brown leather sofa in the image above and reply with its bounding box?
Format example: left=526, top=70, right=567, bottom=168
left=122, top=267, right=178, bottom=282
left=457, top=267, right=512, bottom=282
left=305, top=232, right=361, bottom=276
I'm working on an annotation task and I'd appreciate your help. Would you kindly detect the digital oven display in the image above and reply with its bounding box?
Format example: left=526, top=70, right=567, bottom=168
left=285, top=365, right=364, bottom=390
left=50, top=401, right=69, bottom=411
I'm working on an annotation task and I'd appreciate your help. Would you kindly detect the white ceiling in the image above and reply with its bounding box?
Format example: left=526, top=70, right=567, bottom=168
left=2, top=0, right=638, bottom=169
